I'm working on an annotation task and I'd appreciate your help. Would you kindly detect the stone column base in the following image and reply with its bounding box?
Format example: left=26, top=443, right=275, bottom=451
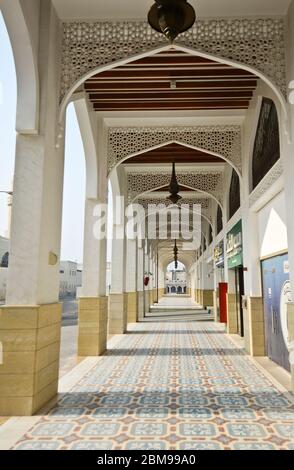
left=243, top=297, right=265, bottom=356
left=0, top=303, right=61, bottom=416
left=158, top=288, right=164, bottom=300
left=137, top=291, right=144, bottom=320
left=226, top=293, right=238, bottom=334
left=127, top=292, right=138, bottom=323
left=145, top=289, right=150, bottom=314
left=78, top=297, right=108, bottom=356
left=197, top=289, right=203, bottom=306
left=203, top=290, right=214, bottom=308
left=213, top=290, right=218, bottom=322
left=108, top=293, right=127, bottom=335
left=149, top=289, right=154, bottom=306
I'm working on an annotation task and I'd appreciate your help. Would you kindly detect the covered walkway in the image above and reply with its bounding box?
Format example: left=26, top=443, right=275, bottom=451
left=1, top=317, right=294, bottom=450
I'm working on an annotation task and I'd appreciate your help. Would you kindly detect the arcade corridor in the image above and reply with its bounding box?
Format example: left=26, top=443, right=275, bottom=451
left=1, top=313, right=293, bottom=450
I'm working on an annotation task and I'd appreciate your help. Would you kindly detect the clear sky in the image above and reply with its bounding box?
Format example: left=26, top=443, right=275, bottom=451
left=0, top=13, right=94, bottom=264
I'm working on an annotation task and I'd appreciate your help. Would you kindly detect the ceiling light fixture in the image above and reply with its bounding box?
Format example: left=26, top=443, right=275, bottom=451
left=167, top=162, right=182, bottom=204
left=173, top=239, right=178, bottom=269
left=148, top=0, right=196, bottom=43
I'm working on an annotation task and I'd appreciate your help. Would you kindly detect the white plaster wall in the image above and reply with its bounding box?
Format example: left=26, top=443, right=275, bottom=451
left=258, top=191, right=288, bottom=259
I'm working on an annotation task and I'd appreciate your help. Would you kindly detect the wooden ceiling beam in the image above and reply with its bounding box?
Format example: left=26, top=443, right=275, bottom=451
left=84, top=80, right=257, bottom=91
left=91, top=69, right=255, bottom=79
left=89, top=91, right=253, bottom=101
left=93, top=100, right=250, bottom=110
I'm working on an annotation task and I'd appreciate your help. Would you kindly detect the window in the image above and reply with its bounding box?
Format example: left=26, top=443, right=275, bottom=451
left=252, top=98, right=280, bottom=190
left=229, top=169, right=240, bottom=220
left=216, top=205, right=223, bottom=235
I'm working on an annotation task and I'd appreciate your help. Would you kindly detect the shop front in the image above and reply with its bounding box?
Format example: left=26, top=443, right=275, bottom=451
left=214, top=240, right=227, bottom=323
left=227, top=221, right=244, bottom=337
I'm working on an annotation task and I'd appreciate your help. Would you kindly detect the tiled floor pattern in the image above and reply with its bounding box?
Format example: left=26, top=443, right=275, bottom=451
left=12, top=321, right=294, bottom=450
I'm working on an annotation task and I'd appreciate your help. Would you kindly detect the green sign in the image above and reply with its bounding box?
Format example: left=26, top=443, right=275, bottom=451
left=226, top=220, right=243, bottom=269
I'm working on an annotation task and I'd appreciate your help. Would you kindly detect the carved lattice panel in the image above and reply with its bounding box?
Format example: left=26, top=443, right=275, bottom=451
left=108, top=126, right=241, bottom=172
left=60, top=19, right=286, bottom=102
left=128, top=171, right=223, bottom=203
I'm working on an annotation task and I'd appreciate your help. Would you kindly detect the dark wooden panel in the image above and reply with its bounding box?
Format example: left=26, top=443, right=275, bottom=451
left=91, top=68, right=255, bottom=79
left=93, top=100, right=249, bottom=110
left=89, top=91, right=253, bottom=101
left=84, top=49, right=258, bottom=113
left=122, top=143, right=223, bottom=165
left=85, top=80, right=258, bottom=91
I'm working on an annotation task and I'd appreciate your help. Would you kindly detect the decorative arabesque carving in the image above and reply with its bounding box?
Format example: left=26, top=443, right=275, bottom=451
left=108, top=126, right=241, bottom=173
left=61, top=18, right=286, bottom=102
left=249, top=159, right=283, bottom=207
left=128, top=170, right=223, bottom=203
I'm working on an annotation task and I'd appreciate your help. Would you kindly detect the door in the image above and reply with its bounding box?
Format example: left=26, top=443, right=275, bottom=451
left=235, top=267, right=245, bottom=337
left=261, top=254, right=291, bottom=372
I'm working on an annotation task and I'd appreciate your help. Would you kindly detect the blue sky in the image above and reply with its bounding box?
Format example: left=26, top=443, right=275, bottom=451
left=0, top=13, right=87, bottom=263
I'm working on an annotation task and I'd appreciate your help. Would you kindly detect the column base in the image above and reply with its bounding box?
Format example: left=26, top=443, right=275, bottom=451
left=197, top=289, right=203, bottom=306
left=108, top=293, right=127, bottom=335
left=0, top=303, right=61, bottom=416
left=137, top=291, right=144, bottom=320
left=149, top=289, right=154, bottom=306
left=127, top=292, right=138, bottom=323
left=78, top=297, right=108, bottom=356
left=203, top=290, right=214, bottom=308
left=145, top=289, right=150, bottom=314
left=158, top=288, right=164, bottom=300
left=213, top=290, right=218, bottom=322
left=226, top=293, right=238, bottom=334
left=243, top=297, right=265, bottom=357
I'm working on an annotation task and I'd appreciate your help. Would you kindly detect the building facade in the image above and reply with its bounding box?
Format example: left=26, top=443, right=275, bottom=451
left=59, top=261, right=82, bottom=299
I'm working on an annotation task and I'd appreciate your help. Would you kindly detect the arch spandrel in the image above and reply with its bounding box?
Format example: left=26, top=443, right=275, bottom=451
left=107, top=126, right=242, bottom=175
left=60, top=18, right=286, bottom=107
left=127, top=171, right=224, bottom=205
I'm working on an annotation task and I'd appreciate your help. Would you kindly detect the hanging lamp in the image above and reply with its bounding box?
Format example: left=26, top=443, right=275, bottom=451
left=167, top=162, right=182, bottom=204
left=148, top=0, right=196, bottom=43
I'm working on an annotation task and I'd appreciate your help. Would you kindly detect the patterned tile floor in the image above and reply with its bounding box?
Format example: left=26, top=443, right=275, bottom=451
left=11, top=320, right=294, bottom=450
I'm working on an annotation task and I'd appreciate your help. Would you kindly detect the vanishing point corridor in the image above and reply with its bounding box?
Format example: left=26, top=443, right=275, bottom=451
left=3, top=306, right=294, bottom=450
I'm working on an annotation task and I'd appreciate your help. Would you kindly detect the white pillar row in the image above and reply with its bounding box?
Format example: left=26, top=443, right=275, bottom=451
left=158, top=262, right=165, bottom=298
left=108, top=223, right=127, bottom=334
left=77, top=196, right=108, bottom=357
left=137, top=241, right=145, bottom=320
left=144, top=244, right=150, bottom=314
left=0, top=0, right=64, bottom=416
left=81, top=198, right=107, bottom=298
left=125, top=237, right=138, bottom=323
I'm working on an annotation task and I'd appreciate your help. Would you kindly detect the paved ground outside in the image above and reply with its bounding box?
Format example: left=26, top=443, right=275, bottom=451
left=2, top=313, right=294, bottom=450
left=61, top=298, right=78, bottom=327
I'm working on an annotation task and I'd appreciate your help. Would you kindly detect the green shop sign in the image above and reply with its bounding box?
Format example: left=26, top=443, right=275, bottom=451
left=226, top=220, right=243, bottom=269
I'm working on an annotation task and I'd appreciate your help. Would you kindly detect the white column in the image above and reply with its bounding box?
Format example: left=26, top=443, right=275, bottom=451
left=6, top=1, right=64, bottom=306
left=126, top=238, right=137, bottom=293
left=109, top=221, right=127, bottom=334
left=144, top=245, right=150, bottom=313
left=137, top=241, right=144, bottom=320
left=81, top=198, right=107, bottom=297
left=125, top=237, right=138, bottom=323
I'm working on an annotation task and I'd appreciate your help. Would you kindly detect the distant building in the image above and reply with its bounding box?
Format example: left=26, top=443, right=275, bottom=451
left=165, top=268, right=187, bottom=294
left=59, top=261, right=82, bottom=299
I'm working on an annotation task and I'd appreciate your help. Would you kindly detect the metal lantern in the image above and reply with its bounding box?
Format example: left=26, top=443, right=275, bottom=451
left=148, top=0, right=196, bottom=43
